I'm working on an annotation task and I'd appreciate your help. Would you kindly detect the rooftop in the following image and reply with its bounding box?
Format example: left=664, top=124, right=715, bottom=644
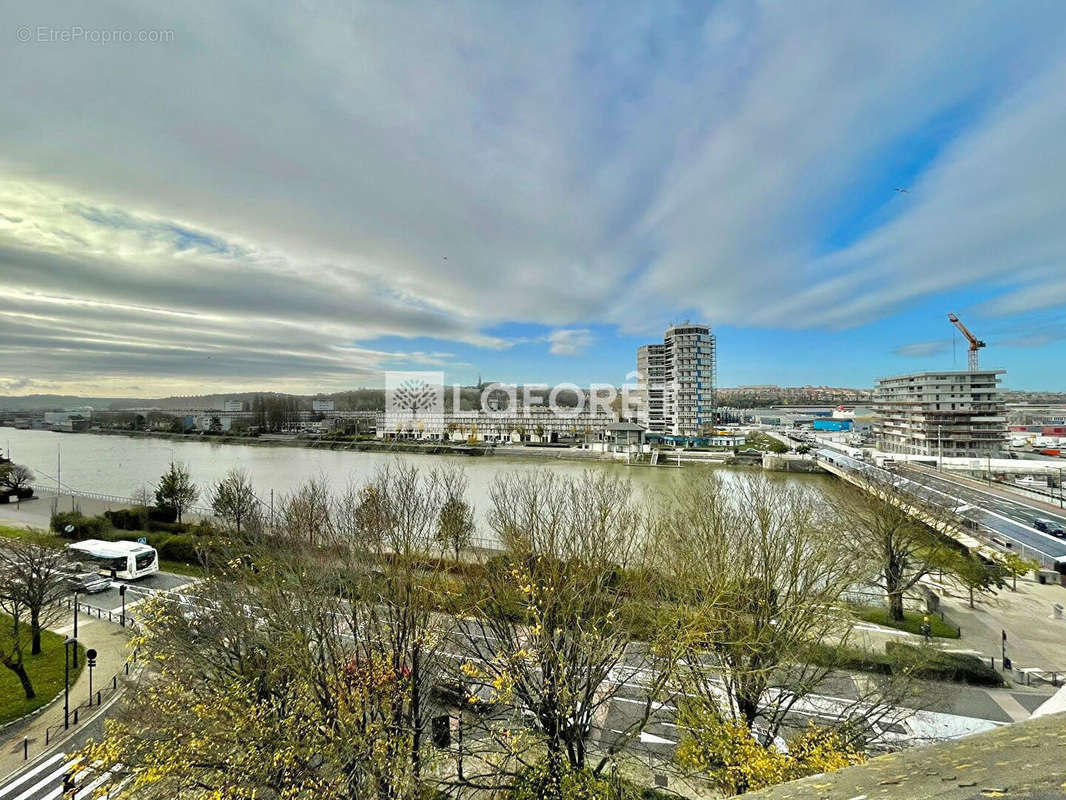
left=742, top=711, right=1066, bottom=800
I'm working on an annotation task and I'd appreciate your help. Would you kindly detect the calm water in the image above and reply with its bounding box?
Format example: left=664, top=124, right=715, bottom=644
left=2, top=429, right=831, bottom=524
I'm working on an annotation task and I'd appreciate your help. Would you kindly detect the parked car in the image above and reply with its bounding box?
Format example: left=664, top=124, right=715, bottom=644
left=65, top=571, right=112, bottom=594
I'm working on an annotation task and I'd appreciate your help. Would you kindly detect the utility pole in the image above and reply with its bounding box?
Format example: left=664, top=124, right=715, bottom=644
left=937, top=424, right=943, bottom=471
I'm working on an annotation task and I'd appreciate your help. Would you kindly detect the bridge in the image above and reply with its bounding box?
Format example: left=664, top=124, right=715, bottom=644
left=815, top=449, right=1066, bottom=574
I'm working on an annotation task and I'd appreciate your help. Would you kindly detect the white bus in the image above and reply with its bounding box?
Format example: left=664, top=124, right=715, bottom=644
left=67, top=539, right=159, bottom=580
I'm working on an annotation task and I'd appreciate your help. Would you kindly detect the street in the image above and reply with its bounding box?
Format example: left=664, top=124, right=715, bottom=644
left=817, top=450, right=1066, bottom=563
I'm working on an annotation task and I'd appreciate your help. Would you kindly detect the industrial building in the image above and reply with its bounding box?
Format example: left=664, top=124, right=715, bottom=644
left=636, top=322, right=716, bottom=436
left=873, top=369, right=1007, bottom=458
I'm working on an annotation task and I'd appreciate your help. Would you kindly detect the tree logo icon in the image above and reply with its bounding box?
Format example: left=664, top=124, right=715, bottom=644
left=386, top=371, right=444, bottom=419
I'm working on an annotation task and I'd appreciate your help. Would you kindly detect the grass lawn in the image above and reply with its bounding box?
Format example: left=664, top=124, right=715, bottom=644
left=159, top=559, right=206, bottom=577
left=0, top=524, right=65, bottom=548
left=0, top=615, right=85, bottom=726
left=855, top=606, right=961, bottom=638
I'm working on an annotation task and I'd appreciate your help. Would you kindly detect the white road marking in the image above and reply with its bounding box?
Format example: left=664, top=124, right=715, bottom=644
left=0, top=753, right=66, bottom=799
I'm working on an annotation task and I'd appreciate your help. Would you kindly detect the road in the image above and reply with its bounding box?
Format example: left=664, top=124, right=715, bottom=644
left=816, top=450, right=1066, bottom=565
left=74, top=570, right=194, bottom=615
left=0, top=706, right=122, bottom=800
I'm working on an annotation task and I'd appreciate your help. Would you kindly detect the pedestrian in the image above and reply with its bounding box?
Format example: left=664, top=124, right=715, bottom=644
left=920, top=615, right=932, bottom=642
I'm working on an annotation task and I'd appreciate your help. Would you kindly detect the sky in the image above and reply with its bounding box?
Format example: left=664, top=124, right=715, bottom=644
left=1, top=1, right=1065, bottom=396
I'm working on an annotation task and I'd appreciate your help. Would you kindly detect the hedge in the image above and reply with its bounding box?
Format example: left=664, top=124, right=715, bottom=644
left=146, top=519, right=190, bottom=534
left=148, top=506, right=179, bottom=523
left=105, top=507, right=149, bottom=531
left=51, top=511, right=108, bottom=540
left=886, top=641, right=1003, bottom=686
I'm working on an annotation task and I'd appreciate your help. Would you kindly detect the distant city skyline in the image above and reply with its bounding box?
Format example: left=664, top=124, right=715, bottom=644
left=2, top=3, right=1065, bottom=395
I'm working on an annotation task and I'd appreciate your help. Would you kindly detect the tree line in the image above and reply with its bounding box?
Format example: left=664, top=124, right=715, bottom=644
left=53, top=460, right=1032, bottom=800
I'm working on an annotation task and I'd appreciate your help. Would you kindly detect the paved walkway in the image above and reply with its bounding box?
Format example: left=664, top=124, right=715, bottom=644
left=743, top=710, right=1066, bottom=799
left=928, top=573, right=1066, bottom=677
left=0, top=618, right=132, bottom=779
left=0, top=490, right=135, bottom=533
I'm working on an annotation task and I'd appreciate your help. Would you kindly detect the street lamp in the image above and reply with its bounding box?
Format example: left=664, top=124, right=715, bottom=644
left=63, top=637, right=76, bottom=729
left=86, top=648, right=97, bottom=705
left=72, top=591, right=79, bottom=669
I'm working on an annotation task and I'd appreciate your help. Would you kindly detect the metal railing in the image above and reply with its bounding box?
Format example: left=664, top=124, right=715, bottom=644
left=7, top=603, right=141, bottom=764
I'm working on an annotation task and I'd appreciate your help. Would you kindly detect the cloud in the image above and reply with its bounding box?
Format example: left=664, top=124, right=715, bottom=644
left=894, top=340, right=952, bottom=358
left=0, top=2, right=1064, bottom=392
left=548, top=329, right=595, bottom=356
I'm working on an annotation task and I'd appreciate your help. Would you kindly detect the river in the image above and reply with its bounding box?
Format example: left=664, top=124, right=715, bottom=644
left=1, top=428, right=832, bottom=528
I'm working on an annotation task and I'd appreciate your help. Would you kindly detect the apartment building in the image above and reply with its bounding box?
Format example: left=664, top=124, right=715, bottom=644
left=873, top=369, right=1006, bottom=458
left=636, top=323, right=716, bottom=436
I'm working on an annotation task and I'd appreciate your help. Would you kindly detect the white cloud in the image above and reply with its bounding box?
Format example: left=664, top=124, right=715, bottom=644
left=0, top=2, right=1063, bottom=392
left=894, top=340, right=951, bottom=358
left=548, top=328, right=595, bottom=356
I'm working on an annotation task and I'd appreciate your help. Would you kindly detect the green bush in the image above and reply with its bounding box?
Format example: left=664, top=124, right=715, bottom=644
left=105, top=507, right=149, bottom=531
left=50, top=511, right=108, bottom=540
left=189, top=519, right=217, bottom=537
left=148, top=505, right=178, bottom=523
left=513, top=762, right=641, bottom=800
left=158, top=535, right=201, bottom=564
left=146, top=519, right=189, bottom=534
left=885, top=641, right=1002, bottom=686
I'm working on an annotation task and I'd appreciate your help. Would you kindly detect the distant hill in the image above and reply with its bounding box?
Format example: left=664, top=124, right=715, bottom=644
left=0, top=384, right=599, bottom=413
left=0, top=390, right=385, bottom=412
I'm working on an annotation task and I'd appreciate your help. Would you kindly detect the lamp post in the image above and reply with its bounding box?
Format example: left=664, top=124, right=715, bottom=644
left=86, top=648, right=97, bottom=706
left=119, top=584, right=127, bottom=627
left=63, top=637, right=76, bottom=729
left=72, top=591, right=79, bottom=669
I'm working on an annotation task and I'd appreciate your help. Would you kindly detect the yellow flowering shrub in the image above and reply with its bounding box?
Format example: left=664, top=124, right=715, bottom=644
left=675, top=701, right=865, bottom=795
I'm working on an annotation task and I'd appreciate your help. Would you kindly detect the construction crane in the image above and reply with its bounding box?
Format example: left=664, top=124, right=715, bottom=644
left=947, top=312, right=986, bottom=371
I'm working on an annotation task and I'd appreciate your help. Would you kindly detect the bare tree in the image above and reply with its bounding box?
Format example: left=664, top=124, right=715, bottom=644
left=655, top=474, right=865, bottom=738
left=0, top=463, right=34, bottom=494
left=0, top=594, right=35, bottom=700
left=130, top=483, right=154, bottom=508
left=210, top=468, right=261, bottom=535
left=280, top=476, right=332, bottom=546
left=453, top=470, right=676, bottom=796
left=834, top=472, right=966, bottom=622
left=79, top=462, right=459, bottom=799
left=433, top=466, right=475, bottom=560
left=0, top=540, right=71, bottom=654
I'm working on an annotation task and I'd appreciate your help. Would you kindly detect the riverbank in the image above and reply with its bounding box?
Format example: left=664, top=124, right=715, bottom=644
left=81, top=428, right=620, bottom=462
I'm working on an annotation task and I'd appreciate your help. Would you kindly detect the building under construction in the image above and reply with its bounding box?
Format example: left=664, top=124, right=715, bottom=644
left=874, top=313, right=1007, bottom=458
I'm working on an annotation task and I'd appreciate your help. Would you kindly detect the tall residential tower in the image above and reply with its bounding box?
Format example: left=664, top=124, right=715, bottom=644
left=636, top=323, right=716, bottom=436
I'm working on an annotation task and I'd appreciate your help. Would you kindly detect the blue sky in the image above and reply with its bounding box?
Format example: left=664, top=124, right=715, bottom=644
left=1, top=1, right=1065, bottom=395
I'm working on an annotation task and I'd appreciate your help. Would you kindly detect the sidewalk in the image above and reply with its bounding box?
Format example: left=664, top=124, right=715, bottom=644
left=930, top=574, right=1066, bottom=674
left=0, top=618, right=132, bottom=778
left=0, top=490, right=135, bottom=533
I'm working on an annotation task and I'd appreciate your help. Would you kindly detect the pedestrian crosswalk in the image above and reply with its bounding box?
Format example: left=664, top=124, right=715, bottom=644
left=0, top=752, right=128, bottom=800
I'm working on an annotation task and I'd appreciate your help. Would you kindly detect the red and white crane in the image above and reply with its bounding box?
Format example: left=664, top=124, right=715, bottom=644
left=947, top=312, right=986, bottom=371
